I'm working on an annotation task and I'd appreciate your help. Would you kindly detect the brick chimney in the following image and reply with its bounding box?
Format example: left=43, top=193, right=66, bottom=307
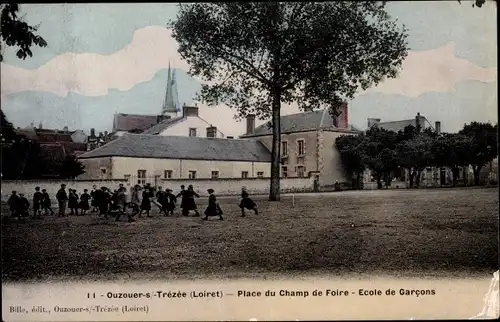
left=435, top=121, right=441, bottom=134
left=334, top=102, right=348, bottom=129
left=38, top=122, right=43, bottom=129
left=90, top=128, right=96, bottom=138
left=246, top=114, right=256, bottom=135
left=415, top=112, right=425, bottom=132
left=368, top=118, right=381, bottom=128
left=182, top=105, right=199, bottom=118
left=206, top=126, right=217, bottom=138
left=63, top=126, right=69, bottom=133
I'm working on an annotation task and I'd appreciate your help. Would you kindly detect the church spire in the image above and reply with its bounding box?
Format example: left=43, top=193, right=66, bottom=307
left=162, top=61, right=177, bottom=117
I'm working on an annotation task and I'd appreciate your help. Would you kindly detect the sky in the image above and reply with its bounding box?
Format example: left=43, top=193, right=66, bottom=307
left=0, top=1, right=497, bottom=137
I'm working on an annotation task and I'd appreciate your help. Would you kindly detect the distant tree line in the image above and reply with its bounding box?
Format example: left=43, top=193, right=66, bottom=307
left=1, top=110, right=85, bottom=180
left=336, top=121, right=498, bottom=189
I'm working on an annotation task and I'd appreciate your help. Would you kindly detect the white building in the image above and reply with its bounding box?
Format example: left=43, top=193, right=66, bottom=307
left=77, top=134, right=271, bottom=184
left=142, top=105, right=225, bottom=138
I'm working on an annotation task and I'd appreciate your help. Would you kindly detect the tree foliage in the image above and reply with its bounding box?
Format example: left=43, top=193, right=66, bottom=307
left=1, top=113, right=47, bottom=180
left=171, top=2, right=409, bottom=200
left=336, top=121, right=497, bottom=189
left=1, top=109, right=17, bottom=140
left=0, top=3, right=47, bottom=62
left=457, top=0, right=487, bottom=8
left=59, top=155, right=86, bottom=179
left=335, top=133, right=366, bottom=189
left=459, top=122, right=498, bottom=185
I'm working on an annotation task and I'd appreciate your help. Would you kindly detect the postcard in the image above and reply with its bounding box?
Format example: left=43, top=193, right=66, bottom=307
left=1, top=1, right=498, bottom=321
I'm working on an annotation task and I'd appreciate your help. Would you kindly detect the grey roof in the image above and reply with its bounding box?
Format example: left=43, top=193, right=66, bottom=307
left=241, top=109, right=360, bottom=137
left=372, top=119, right=423, bottom=132
left=112, top=113, right=159, bottom=132
left=78, top=134, right=272, bottom=162
left=141, top=117, right=184, bottom=135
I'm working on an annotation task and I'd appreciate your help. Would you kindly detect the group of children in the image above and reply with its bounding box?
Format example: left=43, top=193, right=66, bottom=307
left=7, top=188, right=54, bottom=219
left=6, top=183, right=259, bottom=222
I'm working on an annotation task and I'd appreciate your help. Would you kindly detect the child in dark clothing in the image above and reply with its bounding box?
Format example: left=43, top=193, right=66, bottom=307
left=203, top=189, right=223, bottom=221
left=18, top=193, right=30, bottom=218
left=79, top=189, right=91, bottom=215
left=139, top=187, right=152, bottom=217
left=33, top=187, right=43, bottom=218
left=162, top=188, right=177, bottom=216
left=68, top=189, right=79, bottom=215
left=96, top=187, right=111, bottom=219
left=41, top=189, right=54, bottom=215
left=8, top=191, right=20, bottom=218
left=239, top=187, right=258, bottom=217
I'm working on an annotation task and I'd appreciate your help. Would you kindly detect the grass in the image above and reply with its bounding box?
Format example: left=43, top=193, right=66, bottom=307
left=1, top=188, right=498, bottom=282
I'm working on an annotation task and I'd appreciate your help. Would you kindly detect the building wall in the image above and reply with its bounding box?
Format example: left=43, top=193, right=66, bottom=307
left=320, top=131, right=352, bottom=185
left=78, top=157, right=113, bottom=180
left=255, top=131, right=319, bottom=179
left=1, top=177, right=313, bottom=204
left=158, top=116, right=225, bottom=138
left=109, top=156, right=270, bottom=180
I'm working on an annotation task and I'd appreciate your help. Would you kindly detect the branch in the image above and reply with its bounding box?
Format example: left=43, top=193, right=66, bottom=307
left=216, top=45, right=272, bottom=86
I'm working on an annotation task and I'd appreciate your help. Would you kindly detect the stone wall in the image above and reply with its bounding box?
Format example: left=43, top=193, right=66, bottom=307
left=363, top=181, right=407, bottom=190
left=1, top=177, right=313, bottom=204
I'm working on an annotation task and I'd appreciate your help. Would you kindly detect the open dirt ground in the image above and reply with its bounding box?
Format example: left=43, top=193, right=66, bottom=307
left=1, top=188, right=498, bottom=282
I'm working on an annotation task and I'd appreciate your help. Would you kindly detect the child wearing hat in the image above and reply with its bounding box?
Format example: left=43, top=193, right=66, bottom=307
left=203, top=188, right=223, bottom=221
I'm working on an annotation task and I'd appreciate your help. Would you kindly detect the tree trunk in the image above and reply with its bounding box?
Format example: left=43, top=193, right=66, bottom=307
left=408, top=168, right=414, bottom=188
left=415, top=170, right=422, bottom=188
left=356, top=172, right=361, bottom=190
left=269, top=88, right=281, bottom=201
left=452, top=167, right=458, bottom=187
left=473, top=165, right=482, bottom=186
left=376, top=174, right=382, bottom=189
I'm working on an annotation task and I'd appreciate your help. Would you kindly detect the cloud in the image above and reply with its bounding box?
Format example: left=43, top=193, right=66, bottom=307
left=360, top=42, right=497, bottom=97
left=1, top=25, right=191, bottom=98
left=1, top=28, right=497, bottom=101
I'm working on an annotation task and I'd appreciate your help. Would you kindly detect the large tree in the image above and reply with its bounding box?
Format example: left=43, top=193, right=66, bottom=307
left=335, top=133, right=367, bottom=189
left=171, top=2, right=408, bottom=200
left=59, top=155, right=86, bottom=179
left=0, top=3, right=47, bottom=62
left=396, top=133, right=435, bottom=188
left=362, top=127, right=399, bottom=189
left=432, top=133, right=473, bottom=186
left=459, top=122, right=498, bottom=185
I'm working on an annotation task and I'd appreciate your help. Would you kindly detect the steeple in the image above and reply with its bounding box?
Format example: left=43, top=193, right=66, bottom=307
left=162, top=61, right=178, bottom=118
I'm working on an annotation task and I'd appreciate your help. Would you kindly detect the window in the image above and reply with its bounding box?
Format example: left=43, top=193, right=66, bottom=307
left=257, top=171, right=264, bottom=178
left=100, top=168, right=107, bottom=175
left=124, top=174, right=131, bottom=181
left=241, top=171, right=249, bottom=178
left=188, top=170, right=197, bottom=179
left=297, top=166, right=306, bottom=177
left=297, top=140, right=305, bottom=156
left=137, top=170, right=147, bottom=185
left=282, top=166, right=288, bottom=178
left=189, top=128, right=197, bottom=137
left=282, top=141, right=288, bottom=157
left=164, top=170, right=173, bottom=179
left=211, top=171, right=219, bottom=179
